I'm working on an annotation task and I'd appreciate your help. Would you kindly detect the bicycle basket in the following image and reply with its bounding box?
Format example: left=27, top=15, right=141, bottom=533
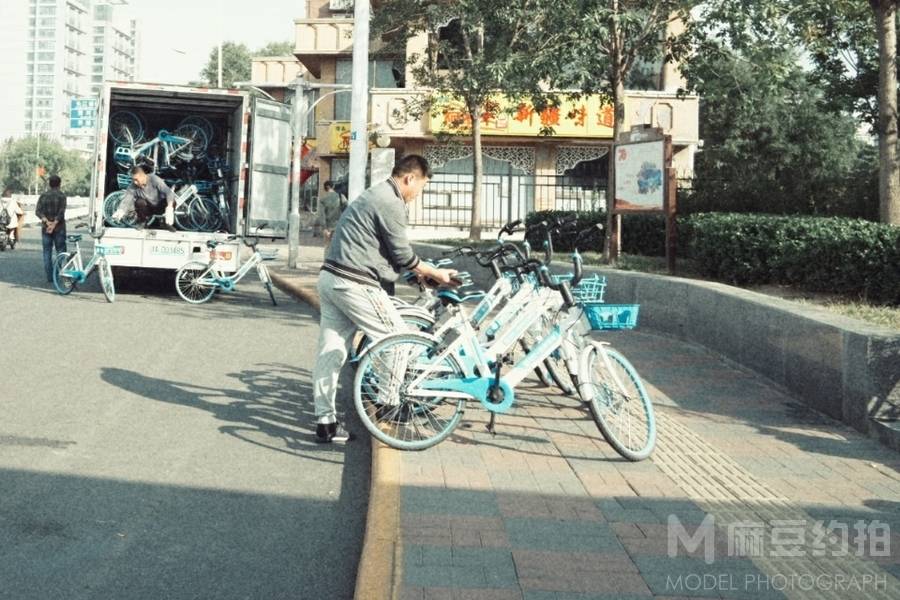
left=583, top=302, right=639, bottom=330
left=551, top=273, right=607, bottom=303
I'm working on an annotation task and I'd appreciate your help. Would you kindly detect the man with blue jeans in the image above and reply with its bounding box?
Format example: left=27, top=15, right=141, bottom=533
left=35, top=175, right=67, bottom=283
left=312, top=155, right=457, bottom=443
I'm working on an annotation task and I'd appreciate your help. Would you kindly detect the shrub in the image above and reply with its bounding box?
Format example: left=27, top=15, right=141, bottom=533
left=682, top=213, right=900, bottom=304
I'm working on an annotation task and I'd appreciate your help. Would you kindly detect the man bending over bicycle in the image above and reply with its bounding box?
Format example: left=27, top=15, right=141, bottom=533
left=112, top=163, right=177, bottom=231
left=312, top=155, right=458, bottom=443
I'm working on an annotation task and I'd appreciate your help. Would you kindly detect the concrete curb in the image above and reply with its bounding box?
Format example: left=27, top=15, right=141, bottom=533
left=269, top=269, right=320, bottom=312
left=268, top=267, right=402, bottom=600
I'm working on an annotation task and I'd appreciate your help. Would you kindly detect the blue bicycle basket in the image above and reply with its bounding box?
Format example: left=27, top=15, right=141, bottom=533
left=583, top=303, right=640, bottom=330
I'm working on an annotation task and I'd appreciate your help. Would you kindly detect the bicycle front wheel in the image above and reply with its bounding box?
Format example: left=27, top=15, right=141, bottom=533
left=578, top=342, right=656, bottom=461
left=175, top=261, right=217, bottom=304
left=98, top=257, right=115, bottom=303
left=53, top=253, right=77, bottom=295
left=354, top=333, right=465, bottom=450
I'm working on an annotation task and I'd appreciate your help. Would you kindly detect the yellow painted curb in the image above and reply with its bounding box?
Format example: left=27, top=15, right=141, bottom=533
left=269, top=269, right=321, bottom=312
left=269, top=268, right=405, bottom=599
left=354, top=441, right=403, bottom=600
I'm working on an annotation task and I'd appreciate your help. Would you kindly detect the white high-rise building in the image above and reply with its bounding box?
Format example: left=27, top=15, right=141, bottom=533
left=0, top=0, right=139, bottom=153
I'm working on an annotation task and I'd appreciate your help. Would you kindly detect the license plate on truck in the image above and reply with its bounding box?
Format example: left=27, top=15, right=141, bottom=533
left=142, top=240, right=193, bottom=269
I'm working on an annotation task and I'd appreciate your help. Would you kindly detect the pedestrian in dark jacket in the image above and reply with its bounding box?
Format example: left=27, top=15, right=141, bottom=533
left=35, top=175, right=67, bottom=283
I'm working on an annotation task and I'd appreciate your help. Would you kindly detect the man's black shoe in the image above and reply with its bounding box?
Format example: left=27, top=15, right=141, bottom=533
left=315, top=422, right=354, bottom=443
left=164, top=224, right=177, bottom=233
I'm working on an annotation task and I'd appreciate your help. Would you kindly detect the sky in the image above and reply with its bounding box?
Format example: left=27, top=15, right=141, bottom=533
left=130, top=0, right=305, bottom=85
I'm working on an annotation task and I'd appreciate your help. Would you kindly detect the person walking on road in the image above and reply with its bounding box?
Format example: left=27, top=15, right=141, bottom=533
left=311, top=155, right=457, bottom=443
left=1, top=189, right=24, bottom=249
left=35, top=175, right=67, bottom=282
left=317, top=180, right=347, bottom=244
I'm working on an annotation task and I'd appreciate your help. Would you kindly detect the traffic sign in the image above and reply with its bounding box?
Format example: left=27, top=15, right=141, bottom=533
left=70, top=97, right=99, bottom=130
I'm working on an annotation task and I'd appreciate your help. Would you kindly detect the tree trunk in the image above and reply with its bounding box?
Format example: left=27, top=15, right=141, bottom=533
left=470, top=103, right=483, bottom=240
left=873, top=0, right=900, bottom=224
left=605, top=74, right=627, bottom=261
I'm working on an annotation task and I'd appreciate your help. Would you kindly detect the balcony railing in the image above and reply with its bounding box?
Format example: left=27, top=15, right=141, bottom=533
left=293, top=18, right=355, bottom=77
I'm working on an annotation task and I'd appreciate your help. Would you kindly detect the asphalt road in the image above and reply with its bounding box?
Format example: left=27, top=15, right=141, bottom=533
left=0, top=234, right=369, bottom=600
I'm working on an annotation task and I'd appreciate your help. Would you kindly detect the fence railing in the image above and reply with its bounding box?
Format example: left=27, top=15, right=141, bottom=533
left=408, top=173, right=607, bottom=228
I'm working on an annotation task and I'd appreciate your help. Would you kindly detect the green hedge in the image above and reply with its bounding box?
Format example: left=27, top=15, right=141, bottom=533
left=524, top=210, right=900, bottom=304
left=683, top=213, right=900, bottom=303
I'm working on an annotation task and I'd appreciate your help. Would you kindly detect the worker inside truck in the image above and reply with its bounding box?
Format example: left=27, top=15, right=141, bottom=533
left=112, top=163, right=177, bottom=231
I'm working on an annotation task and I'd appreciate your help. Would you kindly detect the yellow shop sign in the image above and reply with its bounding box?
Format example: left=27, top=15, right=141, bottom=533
left=429, top=94, right=616, bottom=138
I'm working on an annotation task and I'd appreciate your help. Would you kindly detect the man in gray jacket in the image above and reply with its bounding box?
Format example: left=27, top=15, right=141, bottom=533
left=312, top=155, right=456, bottom=443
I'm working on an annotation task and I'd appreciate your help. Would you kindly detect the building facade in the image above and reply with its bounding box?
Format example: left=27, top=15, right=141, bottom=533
left=254, top=0, right=700, bottom=229
left=0, top=0, right=138, bottom=153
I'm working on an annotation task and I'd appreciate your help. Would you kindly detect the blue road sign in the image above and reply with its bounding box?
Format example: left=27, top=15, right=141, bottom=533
left=70, top=97, right=99, bottom=130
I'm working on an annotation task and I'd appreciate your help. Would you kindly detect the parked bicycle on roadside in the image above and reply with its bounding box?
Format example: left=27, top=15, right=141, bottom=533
left=173, top=223, right=277, bottom=306
left=52, top=223, right=118, bottom=303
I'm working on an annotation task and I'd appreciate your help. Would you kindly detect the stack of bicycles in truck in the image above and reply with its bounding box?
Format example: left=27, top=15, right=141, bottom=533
left=102, top=111, right=233, bottom=233
left=351, top=216, right=656, bottom=459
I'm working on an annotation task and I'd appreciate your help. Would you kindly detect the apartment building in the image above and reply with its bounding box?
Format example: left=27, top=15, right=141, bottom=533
left=0, top=0, right=138, bottom=153
left=254, top=0, right=700, bottom=228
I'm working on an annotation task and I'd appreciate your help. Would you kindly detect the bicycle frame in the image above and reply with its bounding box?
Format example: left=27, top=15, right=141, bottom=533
left=405, top=294, right=587, bottom=409
left=61, top=239, right=119, bottom=283
left=196, top=249, right=263, bottom=290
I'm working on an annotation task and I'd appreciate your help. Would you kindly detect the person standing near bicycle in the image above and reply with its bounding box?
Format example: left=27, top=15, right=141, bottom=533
left=312, top=155, right=458, bottom=443
left=111, top=163, right=177, bottom=231
left=317, top=180, right=347, bottom=244
left=35, top=175, right=67, bottom=282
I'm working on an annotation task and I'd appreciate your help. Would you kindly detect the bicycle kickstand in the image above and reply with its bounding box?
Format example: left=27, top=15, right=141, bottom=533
left=487, top=413, right=497, bottom=436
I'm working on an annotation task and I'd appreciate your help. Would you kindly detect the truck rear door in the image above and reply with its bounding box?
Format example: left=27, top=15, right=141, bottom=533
left=245, top=97, right=292, bottom=238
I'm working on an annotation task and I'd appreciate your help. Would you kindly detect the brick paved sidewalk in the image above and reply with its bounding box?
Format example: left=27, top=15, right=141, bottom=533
left=272, top=241, right=900, bottom=600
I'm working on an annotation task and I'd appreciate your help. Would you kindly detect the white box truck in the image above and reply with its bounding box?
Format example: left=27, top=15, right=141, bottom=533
left=89, top=82, right=294, bottom=275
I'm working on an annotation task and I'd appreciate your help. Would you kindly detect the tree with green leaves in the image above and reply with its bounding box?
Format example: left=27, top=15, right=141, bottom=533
left=373, top=0, right=571, bottom=239
left=200, top=41, right=252, bottom=88
left=201, top=41, right=297, bottom=88
left=542, top=0, right=697, bottom=257
left=679, top=40, right=874, bottom=218
left=253, top=41, right=294, bottom=57
left=0, top=137, right=90, bottom=196
left=782, top=0, right=897, bottom=224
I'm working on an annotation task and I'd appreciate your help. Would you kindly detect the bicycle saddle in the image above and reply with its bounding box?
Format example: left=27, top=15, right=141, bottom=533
left=67, top=234, right=83, bottom=243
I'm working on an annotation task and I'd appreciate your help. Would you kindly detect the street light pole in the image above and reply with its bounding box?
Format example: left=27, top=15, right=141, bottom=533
left=286, top=81, right=353, bottom=268
left=348, top=0, right=370, bottom=202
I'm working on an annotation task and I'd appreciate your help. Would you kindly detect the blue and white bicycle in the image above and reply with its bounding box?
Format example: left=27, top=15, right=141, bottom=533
left=352, top=222, right=656, bottom=460
left=52, top=225, right=118, bottom=303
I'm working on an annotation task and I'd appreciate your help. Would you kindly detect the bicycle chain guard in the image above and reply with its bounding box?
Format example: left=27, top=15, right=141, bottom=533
left=419, top=376, right=515, bottom=413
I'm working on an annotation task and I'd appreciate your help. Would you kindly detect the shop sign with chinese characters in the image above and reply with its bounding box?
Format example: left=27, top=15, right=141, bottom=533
left=429, top=94, right=615, bottom=138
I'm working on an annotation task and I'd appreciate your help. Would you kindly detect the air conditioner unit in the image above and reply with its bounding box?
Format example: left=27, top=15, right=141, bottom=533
left=329, top=0, right=353, bottom=11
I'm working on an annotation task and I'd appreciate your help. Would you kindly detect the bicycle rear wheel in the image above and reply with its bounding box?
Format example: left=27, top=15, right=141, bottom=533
left=98, top=257, right=115, bottom=303
left=354, top=333, right=465, bottom=450
left=53, top=253, right=77, bottom=295
left=257, top=264, right=277, bottom=306
left=578, top=342, right=656, bottom=461
left=175, top=261, right=217, bottom=304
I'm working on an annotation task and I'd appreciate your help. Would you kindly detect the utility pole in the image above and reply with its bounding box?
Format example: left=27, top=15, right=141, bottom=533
left=288, top=80, right=308, bottom=269
left=280, top=82, right=352, bottom=268
left=348, top=0, right=370, bottom=202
